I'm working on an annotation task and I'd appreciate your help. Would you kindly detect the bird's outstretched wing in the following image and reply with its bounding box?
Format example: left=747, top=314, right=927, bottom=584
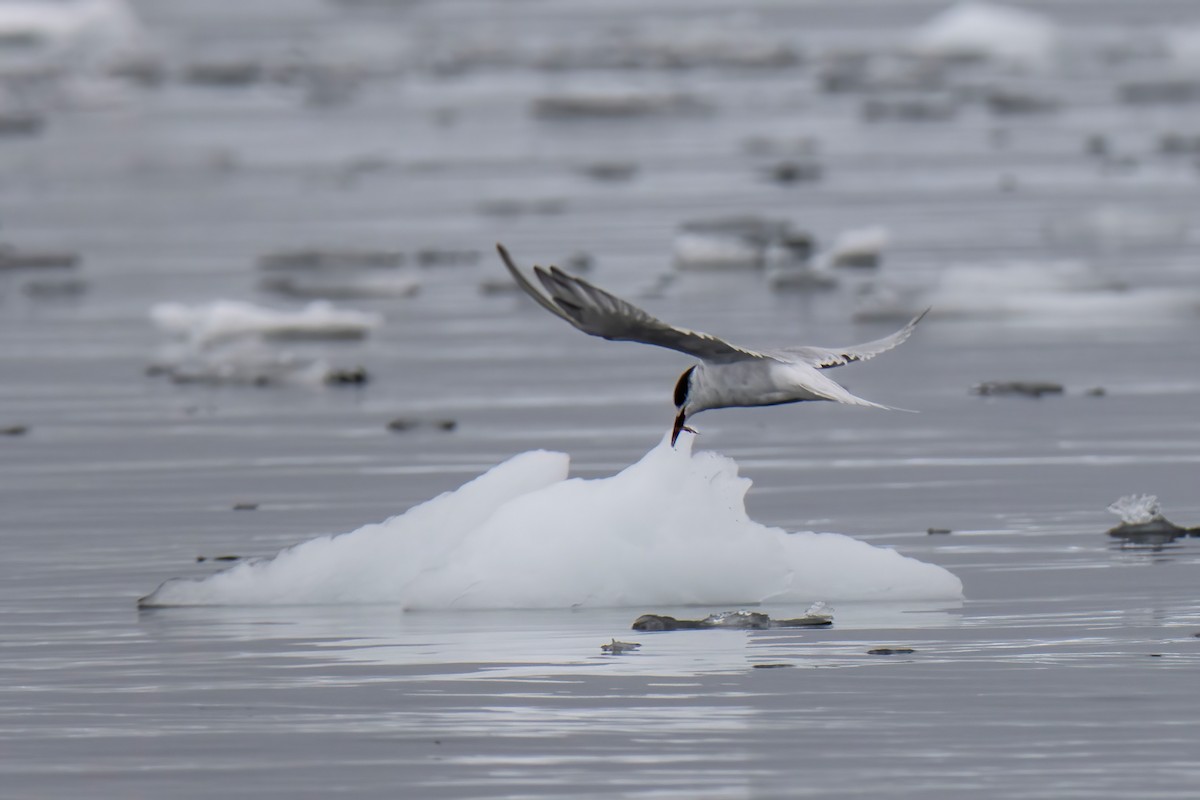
left=497, top=244, right=765, bottom=362
left=775, top=309, right=929, bottom=369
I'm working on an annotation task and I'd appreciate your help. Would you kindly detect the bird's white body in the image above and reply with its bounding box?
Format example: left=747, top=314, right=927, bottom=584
left=685, top=358, right=888, bottom=418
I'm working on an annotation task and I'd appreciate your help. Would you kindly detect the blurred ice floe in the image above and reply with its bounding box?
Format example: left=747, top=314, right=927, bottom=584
left=255, top=247, right=422, bottom=300
left=909, top=2, right=1059, bottom=68
left=146, top=340, right=335, bottom=388
left=150, top=300, right=381, bottom=347
left=139, top=435, right=964, bottom=609
left=259, top=273, right=419, bottom=301
left=855, top=259, right=1200, bottom=324
left=147, top=300, right=379, bottom=387
left=1044, top=206, right=1191, bottom=248
left=1165, top=26, right=1200, bottom=68
left=0, top=0, right=142, bottom=68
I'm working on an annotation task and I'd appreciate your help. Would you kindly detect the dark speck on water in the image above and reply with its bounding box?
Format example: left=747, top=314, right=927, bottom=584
left=387, top=417, right=457, bottom=432
left=325, top=367, right=370, bottom=386
left=971, top=380, right=1066, bottom=398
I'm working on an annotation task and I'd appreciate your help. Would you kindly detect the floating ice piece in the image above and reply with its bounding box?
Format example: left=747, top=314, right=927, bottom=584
left=1045, top=206, right=1189, bottom=246
left=0, top=0, right=137, bottom=46
left=854, top=260, right=1200, bottom=324
left=260, top=273, right=420, bottom=300
left=150, top=300, right=381, bottom=346
left=675, top=232, right=765, bottom=271
left=0, top=0, right=143, bottom=71
left=703, top=610, right=773, bottom=629
left=828, top=226, right=890, bottom=269
left=910, top=2, right=1059, bottom=67
left=767, top=226, right=887, bottom=291
left=1165, top=27, right=1200, bottom=68
left=803, top=600, right=833, bottom=622
left=1105, top=495, right=1195, bottom=546
left=139, top=436, right=964, bottom=609
left=673, top=216, right=790, bottom=271
left=765, top=241, right=837, bottom=290
left=146, top=341, right=333, bottom=387
left=1107, top=494, right=1163, bottom=526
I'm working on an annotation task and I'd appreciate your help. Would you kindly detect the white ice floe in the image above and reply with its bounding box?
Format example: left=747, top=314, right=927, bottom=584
left=910, top=2, right=1059, bottom=67
left=766, top=251, right=838, bottom=291
left=672, top=217, right=793, bottom=272
left=766, top=226, right=888, bottom=291
left=150, top=300, right=382, bottom=347
left=827, top=226, right=890, bottom=269
left=1044, top=206, right=1190, bottom=248
left=855, top=260, right=1200, bottom=324
left=1107, top=494, right=1162, bottom=526
left=0, top=0, right=143, bottom=70
left=1165, top=27, right=1200, bottom=67
left=148, top=340, right=334, bottom=387
left=673, top=231, right=764, bottom=271
left=139, top=436, right=964, bottom=609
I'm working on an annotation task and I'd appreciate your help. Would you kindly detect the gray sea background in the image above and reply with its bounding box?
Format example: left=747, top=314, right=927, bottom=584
left=2, top=0, right=1200, bottom=797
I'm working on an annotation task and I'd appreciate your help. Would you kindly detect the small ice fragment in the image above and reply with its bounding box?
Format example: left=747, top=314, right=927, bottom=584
left=702, top=610, right=772, bottom=629
left=803, top=601, right=833, bottom=621
left=1107, top=494, right=1162, bottom=526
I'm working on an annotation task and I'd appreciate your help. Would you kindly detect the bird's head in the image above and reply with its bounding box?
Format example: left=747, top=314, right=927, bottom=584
left=671, top=366, right=697, bottom=446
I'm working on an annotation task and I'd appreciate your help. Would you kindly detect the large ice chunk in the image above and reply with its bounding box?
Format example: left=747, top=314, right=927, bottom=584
left=140, top=437, right=964, bottom=609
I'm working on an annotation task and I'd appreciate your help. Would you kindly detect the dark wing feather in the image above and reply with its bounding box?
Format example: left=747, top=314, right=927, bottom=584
left=497, top=244, right=763, bottom=362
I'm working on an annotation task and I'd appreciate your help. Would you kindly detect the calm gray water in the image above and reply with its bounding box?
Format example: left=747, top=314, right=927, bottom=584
left=2, top=0, right=1200, bottom=797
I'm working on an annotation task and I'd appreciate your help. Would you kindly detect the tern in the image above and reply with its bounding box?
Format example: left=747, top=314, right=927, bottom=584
left=497, top=244, right=927, bottom=445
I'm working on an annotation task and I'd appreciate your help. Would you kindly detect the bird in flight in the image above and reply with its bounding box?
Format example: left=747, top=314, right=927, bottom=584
left=497, top=244, right=927, bottom=445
